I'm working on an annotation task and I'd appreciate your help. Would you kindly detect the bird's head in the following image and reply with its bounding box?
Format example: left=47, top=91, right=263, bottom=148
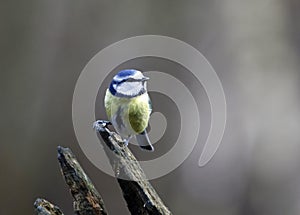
left=109, top=69, right=150, bottom=98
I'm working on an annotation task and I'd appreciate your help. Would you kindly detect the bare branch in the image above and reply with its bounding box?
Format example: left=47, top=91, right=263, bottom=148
left=34, top=198, right=64, bottom=215
left=94, top=120, right=172, bottom=215
left=57, top=146, right=108, bottom=215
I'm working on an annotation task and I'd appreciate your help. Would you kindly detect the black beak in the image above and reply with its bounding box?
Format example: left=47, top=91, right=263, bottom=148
left=141, top=76, right=150, bottom=81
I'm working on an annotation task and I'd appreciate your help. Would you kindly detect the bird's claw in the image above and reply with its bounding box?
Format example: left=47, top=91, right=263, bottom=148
left=93, top=120, right=111, bottom=132
left=93, top=120, right=128, bottom=148
left=143, top=200, right=153, bottom=209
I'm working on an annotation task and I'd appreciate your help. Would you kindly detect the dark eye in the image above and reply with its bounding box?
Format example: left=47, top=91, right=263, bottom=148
left=127, top=77, right=136, bottom=82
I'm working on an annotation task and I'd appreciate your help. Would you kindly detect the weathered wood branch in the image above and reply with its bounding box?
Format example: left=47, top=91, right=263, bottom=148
left=94, top=120, right=172, bottom=215
left=34, top=147, right=108, bottom=215
left=34, top=198, right=64, bottom=215
left=57, top=146, right=108, bottom=215
left=34, top=120, right=171, bottom=215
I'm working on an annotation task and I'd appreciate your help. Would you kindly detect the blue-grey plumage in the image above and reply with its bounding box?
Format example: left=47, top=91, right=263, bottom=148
left=104, top=69, right=154, bottom=151
left=136, top=130, right=154, bottom=151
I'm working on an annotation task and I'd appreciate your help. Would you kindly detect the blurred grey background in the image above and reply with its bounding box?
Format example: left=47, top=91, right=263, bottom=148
left=1, top=0, right=300, bottom=214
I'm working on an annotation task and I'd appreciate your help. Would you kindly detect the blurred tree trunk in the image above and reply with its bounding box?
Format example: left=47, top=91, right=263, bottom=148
left=220, top=0, right=300, bottom=214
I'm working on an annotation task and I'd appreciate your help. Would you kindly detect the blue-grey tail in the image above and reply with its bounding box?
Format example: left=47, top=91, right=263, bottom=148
left=136, top=130, right=154, bottom=151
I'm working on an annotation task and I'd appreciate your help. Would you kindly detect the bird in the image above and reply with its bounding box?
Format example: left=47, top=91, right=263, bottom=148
left=103, top=69, right=154, bottom=151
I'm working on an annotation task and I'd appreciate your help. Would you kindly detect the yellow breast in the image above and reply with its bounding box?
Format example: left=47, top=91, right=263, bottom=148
left=104, top=89, right=151, bottom=136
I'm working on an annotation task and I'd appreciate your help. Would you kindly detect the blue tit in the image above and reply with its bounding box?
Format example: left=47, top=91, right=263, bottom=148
left=104, top=69, right=154, bottom=151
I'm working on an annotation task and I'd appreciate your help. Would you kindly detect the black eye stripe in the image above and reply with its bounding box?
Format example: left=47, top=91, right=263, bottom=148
left=112, top=79, right=126, bottom=85
left=113, top=78, right=138, bottom=85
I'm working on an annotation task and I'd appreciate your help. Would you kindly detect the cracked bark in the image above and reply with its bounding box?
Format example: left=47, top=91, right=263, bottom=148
left=34, top=121, right=171, bottom=215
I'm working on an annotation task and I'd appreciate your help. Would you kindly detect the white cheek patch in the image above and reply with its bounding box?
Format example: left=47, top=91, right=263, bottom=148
left=132, top=72, right=143, bottom=80
left=117, top=82, right=143, bottom=97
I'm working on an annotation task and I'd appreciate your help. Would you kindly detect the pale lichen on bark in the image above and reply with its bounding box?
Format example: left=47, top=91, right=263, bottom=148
left=34, top=120, right=172, bottom=215
left=57, top=146, right=108, bottom=215
left=95, top=120, right=172, bottom=215
left=34, top=198, right=64, bottom=215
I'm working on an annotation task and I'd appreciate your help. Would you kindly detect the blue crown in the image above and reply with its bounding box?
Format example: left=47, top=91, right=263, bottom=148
left=109, top=69, right=140, bottom=95
left=115, top=69, right=138, bottom=78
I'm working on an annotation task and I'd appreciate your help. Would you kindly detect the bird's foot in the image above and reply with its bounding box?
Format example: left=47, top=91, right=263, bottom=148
left=114, top=137, right=130, bottom=149
left=123, top=138, right=129, bottom=147
left=143, top=200, right=153, bottom=209
left=93, top=120, right=112, bottom=132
